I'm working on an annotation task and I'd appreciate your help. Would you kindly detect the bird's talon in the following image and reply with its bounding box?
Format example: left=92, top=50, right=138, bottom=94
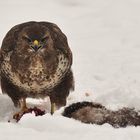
left=13, top=107, right=45, bottom=122
left=13, top=107, right=29, bottom=121
left=13, top=112, right=22, bottom=121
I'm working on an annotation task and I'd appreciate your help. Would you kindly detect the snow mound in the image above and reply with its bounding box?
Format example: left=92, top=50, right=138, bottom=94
left=1, top=0, right=140, bottom=139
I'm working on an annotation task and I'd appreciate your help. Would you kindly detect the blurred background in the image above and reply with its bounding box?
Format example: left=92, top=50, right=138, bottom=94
left=1, top=0, right=140, bottom=109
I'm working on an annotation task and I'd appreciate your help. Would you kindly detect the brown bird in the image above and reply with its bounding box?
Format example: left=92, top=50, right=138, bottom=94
left=0, top=21, right=74, bottom=118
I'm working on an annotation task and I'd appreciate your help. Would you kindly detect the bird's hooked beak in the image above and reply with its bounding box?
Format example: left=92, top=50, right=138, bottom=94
left=32, top=40, right=41, bottom=51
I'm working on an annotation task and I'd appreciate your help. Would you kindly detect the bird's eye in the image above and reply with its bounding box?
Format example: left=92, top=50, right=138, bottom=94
left=22, top=36, right=32, bottom=43
left=41, top=36, right=49, bottom=43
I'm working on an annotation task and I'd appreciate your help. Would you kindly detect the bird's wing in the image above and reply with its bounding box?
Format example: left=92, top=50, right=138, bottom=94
left=0, top=24, right=20, bottom=81
left=1, top=25, right=19, bottom=52
left=40, top=22, right=73, bottom=65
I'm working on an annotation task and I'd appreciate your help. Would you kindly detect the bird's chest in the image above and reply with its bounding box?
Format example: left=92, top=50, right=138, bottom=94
left=20, top=58, right=48, bottom=86
left=1, top=52, right=70, bottom=92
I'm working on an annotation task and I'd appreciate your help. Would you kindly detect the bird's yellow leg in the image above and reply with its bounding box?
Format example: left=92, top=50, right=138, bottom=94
left=13, top=98, right=28, bottom=120
left=51, top=103, right=56, bottom=115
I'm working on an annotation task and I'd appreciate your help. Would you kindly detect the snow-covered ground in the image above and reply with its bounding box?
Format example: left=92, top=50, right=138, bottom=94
left=1, top=0, right=140, bottom=139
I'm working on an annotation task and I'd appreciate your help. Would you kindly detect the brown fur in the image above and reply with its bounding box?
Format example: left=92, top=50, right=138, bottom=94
left=63, top=101, right=140, bottom=128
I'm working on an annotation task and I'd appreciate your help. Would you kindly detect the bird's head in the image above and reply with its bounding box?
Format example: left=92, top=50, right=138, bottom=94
left=2, top=22, right=71, bottom=64
left=17, top=23, right=54, bottom=54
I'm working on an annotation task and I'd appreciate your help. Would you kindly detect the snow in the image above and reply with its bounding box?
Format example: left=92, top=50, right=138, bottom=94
left=1, top=0, right=140, bottom=139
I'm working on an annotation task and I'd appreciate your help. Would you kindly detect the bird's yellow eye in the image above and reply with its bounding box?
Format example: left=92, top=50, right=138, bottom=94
left=33, top=40, right=39, bottom=46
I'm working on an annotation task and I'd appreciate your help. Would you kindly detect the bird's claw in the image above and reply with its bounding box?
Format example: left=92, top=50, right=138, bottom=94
left=13, top=108, right=29, bottom=122
left=13, top=107, right=45, bottom=122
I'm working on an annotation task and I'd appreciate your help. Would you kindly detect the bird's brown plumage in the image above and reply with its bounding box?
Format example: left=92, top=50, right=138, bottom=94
left=0, top=21, right=74, bottom=114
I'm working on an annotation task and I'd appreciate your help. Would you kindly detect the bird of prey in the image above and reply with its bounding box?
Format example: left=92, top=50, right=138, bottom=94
left=0, top=21, right=74, bottom=118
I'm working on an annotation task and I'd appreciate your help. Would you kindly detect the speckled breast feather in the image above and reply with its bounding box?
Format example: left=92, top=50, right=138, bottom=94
left=1, top=52, right=70, bottom=93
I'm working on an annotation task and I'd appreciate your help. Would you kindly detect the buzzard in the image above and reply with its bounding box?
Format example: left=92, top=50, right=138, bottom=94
left=0, top=21, right=74, bottom=118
